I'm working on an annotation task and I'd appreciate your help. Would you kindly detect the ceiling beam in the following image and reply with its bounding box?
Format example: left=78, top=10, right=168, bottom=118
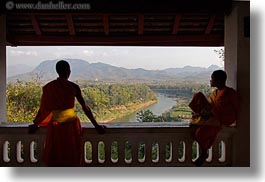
left=7, top=34, right=224, bottom=46
left=103, top=15, right=109, bottom=35
left=65, top=14, right=75, bottom=35
left=205, top=15, right=216, bottom=34
left=30, top=15, right=41, bottom=35
left=172, top=14, right=182, bottom=34
left=138, top=14, right=144, bottom=35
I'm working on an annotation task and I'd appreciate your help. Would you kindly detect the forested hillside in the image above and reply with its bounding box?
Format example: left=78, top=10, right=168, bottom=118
left=6, top=80, right=157, bottom=122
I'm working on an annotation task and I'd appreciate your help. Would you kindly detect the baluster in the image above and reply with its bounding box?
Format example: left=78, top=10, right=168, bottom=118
left=131, top=141, right=139, bottom=165
left=159, top=141, right=167, bottom=166
left=151, top=142, right=158, bottom=163
left=145, top=140, right=152, bottom=165
left=165, top=142, right=173, bottom=163
left=19, top=138, right=31, bottom=166
left=2, top=141, right=10, bottom=164
left=193, top=141, right=200, bottom=162
left=171, top=140, right=179, bottom=165
left=104, top=140, right=111, bottom=165
left=206, top=146, right=213, bottom=163
left=118, top=140, right=125, bottom=166
left=178, top=141, right=185, bottom=163
left=220, top=139, right=231, bottom=165
left=211, top=141, right=220, bottom=165
left=185, top=139, right=193, bottom=166
left=37, top=138, right=45, bottom=166
left=30, top=141, right=38, bottom=164
left=16, top=141, right=24, bottom=164
left=225, top=138, right=233, bottom=166
left=91, top=140, right=99, bottom=165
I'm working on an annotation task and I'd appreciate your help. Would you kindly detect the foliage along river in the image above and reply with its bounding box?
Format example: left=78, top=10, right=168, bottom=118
left=112, top=93, right=177, bottom=122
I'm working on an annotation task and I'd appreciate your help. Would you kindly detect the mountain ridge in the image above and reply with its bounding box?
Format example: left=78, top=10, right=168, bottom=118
left=7, top=59, right=222, bottom=83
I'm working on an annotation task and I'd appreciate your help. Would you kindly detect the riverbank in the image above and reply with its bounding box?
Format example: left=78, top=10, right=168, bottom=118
left=98, top=100, right=158, bottom=123
left=161, top=97, right=192, bottom=122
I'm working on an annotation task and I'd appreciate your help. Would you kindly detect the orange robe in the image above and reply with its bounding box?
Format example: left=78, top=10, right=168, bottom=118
left=189, top=86, right=238, bottom=151
left=34, top=78, right=83, bottom=167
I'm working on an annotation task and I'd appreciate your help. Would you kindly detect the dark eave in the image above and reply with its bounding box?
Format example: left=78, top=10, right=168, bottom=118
left=3, top=0, right=230, bottom=46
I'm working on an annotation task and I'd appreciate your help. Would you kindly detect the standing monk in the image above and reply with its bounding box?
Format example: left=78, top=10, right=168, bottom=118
left=28, top=60, right=105, bottom=167
left=189, top=70, right=239, bottom=166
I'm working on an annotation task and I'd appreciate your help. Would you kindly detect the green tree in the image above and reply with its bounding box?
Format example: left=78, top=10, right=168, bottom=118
left=136, top=110, right=163, bottom=122
left=6, top=80, right=42, bottom=122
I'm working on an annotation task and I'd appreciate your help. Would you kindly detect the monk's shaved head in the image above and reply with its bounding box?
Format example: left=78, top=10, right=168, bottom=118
left=56, top=60, right=71, bottom=78
left=212, top=70, right=227, bottom=85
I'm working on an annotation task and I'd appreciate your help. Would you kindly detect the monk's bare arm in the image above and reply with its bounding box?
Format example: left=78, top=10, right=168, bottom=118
left=74, top=84, right=105, bottom=133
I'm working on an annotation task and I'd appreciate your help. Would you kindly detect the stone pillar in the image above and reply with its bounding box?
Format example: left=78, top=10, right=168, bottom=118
left=224, top=1, right=250, bottom=166
left=0, top=15, right=6, bottom=123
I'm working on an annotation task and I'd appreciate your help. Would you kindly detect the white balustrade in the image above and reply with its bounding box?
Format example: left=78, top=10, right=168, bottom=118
left=0, top=123, right=236, bottom=167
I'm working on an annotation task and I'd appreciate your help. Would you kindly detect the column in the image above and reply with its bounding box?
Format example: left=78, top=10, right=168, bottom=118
left=224, top=1, right=250, bottom=166
left=0, top=15, right=6, bottom=123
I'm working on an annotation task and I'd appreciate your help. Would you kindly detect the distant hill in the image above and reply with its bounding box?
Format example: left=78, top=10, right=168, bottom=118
left=163, top=64, right=221, bottom=82
left=7, top=59, right=222, bottom=83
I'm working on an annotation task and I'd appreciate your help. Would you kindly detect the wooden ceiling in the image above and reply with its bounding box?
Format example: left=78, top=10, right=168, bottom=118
left=4, top=0, right=231, bottom=46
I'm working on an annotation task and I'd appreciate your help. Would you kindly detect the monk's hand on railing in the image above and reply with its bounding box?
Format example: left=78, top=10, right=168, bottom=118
left=95, top=125, right=106, bottom=134
left=28, top=124, right=39, bottom=134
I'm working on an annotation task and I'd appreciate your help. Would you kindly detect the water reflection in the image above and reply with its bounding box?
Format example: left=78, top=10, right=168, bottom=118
left=113, top=93, right=177, bottom=122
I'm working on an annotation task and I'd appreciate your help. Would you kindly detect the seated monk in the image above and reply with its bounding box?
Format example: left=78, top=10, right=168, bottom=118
left=188, top=70, right=239, bottom=166
left=28, top=60, right=105, bottom=167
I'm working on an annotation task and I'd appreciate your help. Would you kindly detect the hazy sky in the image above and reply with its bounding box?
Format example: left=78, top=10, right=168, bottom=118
left=7, top=46, right=224, bottom=70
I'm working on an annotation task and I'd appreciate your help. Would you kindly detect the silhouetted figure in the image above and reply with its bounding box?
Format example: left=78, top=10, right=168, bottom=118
left=28, top=60, right=105, bottom=167
left=189, top=70, right=239, bottom=166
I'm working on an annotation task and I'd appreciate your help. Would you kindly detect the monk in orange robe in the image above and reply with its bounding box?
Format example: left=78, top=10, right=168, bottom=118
left=28, top=60, right=105, bottom=167
left=189, top=70, right=239, bottom=166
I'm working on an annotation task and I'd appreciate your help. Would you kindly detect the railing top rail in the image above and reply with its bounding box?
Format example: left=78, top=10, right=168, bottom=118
left=0, top=122, right=237, bottom=135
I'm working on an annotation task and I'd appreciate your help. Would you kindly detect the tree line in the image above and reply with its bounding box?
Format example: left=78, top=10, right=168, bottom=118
left=148, top=83, right=212, bottom=98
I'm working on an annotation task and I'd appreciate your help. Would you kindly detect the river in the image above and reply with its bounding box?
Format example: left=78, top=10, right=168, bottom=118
left=113, top=93, right=177, bottom=122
